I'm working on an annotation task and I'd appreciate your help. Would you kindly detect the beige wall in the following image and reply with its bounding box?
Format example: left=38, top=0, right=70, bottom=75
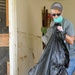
left=17, top=0, right=43, bottom=75
left=16, top=0, right=75, bottom=75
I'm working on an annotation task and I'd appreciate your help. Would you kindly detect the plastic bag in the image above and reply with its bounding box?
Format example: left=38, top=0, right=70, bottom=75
left=28, top=26, right=69, bottom=75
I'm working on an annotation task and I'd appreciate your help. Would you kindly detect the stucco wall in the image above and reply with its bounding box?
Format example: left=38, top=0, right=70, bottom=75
left=17, top=0, right=43, bottom=75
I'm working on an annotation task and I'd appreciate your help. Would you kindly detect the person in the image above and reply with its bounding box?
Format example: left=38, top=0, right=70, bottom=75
left=42, top=2, right=75, bottom=75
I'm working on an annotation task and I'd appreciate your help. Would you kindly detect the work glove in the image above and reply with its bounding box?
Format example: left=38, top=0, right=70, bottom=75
left=41, top=27, right=47, bottom=35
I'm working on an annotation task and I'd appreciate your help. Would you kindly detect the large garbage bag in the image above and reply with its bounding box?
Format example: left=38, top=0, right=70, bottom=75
left=28, top=26, right=69, bottom=75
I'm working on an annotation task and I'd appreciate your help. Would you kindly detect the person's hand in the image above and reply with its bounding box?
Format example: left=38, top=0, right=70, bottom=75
left=56, top=26, right=66, bottom=40
left=57, top=26, right=63, bottom=31
left=41, top=27, right=47, bottom=35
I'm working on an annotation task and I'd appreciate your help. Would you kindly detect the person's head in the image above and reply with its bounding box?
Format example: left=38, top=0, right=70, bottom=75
left=51, top=2, right=63, bottom=23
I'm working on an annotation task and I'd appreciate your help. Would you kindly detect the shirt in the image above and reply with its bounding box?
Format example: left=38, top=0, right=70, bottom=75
left=42, top=18, right=75, bottom=58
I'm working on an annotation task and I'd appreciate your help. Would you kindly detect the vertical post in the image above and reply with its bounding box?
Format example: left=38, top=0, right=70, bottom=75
left=46, top=9, right=48, bottom=27
left=9, top=0, right=18, bottom=75
left=6, top=0, right=9, bottom=26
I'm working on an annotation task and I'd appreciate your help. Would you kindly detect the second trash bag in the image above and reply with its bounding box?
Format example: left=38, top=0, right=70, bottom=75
left=28, top=26, right=69, bottom=75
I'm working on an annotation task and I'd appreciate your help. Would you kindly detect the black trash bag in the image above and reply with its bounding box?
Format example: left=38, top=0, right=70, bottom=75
left=28, top=26, right=69, bottom=75
left=57, top=66, right=68, bottom=75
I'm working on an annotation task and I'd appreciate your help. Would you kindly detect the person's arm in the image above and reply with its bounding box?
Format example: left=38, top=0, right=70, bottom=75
left=65, top=34, right=74, bottom=44
left=57, top=25, right=75, bottom=44
left=65, top=22, right=75, bottom=44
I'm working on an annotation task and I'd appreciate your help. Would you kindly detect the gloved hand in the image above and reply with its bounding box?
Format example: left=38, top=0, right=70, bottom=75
left=41, top=27, right=47, bottom=35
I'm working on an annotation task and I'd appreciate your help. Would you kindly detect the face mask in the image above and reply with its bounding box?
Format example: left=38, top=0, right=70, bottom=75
left=54, top=16, right=63, bottom=23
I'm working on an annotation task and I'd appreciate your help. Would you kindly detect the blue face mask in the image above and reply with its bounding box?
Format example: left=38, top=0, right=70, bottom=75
left=54, top=16, right=63, bottom=23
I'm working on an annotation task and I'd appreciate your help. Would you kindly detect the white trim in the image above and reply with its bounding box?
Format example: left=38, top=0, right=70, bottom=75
left=9, top=0, right=18, bottom=75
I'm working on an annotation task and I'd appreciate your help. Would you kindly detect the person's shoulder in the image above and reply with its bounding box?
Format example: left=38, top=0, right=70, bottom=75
left=64, top=18, right=73, bottom=24
left=63, top=18, right=74, bottom=26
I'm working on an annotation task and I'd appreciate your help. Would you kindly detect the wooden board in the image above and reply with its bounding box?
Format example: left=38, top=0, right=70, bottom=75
left=0, top=34, right=9, bottom=47
left=6, top=0, right=9, bottom=26
left=7, top=62, right=10, bottom=75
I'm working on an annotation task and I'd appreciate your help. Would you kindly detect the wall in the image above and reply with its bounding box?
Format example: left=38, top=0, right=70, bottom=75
left=17, top=0, right=43, bottom=75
